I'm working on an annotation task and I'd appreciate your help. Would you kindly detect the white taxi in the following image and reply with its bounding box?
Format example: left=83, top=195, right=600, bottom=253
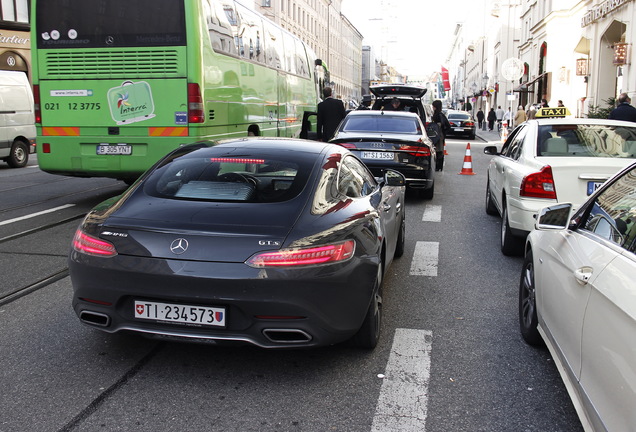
left=519, top=161, right=636, bottom=431
left=484, top=109, right=636, bottom=255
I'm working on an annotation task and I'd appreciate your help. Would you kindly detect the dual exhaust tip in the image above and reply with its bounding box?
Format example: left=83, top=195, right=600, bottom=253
left=80, top=310, right=313, bottom=344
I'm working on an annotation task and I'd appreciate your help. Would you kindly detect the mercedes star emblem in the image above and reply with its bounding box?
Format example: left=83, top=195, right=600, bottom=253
left=170, top=238, right=189, bottom=255
left=106, top=36, right=114, bottom=45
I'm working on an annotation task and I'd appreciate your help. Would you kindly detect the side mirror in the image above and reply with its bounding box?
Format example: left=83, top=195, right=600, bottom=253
left=384, top=169, right=406, bottom=187
left=484, top=145, right=499, bottom=155
left=536, top=203, right=572, bottom=230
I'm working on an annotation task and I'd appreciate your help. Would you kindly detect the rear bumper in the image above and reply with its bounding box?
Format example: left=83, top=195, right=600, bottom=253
left=69, top=252, right=378, bottom=348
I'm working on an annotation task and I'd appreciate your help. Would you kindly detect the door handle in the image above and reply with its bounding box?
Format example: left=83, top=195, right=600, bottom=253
left=382, top=203, right=392, bottom=212
left=574, top=267, right=593, bottom=285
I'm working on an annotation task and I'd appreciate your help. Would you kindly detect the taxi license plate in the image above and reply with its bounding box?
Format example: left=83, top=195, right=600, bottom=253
left=134, top=300, right=226, bottom=327
left=361, top=151, right=394, bottom=160
left=587, top=181, right=604, bottom=195
left=97, top=144, right=132, bottom=155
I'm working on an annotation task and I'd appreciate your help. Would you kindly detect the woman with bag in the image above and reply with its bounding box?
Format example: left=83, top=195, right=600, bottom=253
left=431, top=100, right=450, bottom=171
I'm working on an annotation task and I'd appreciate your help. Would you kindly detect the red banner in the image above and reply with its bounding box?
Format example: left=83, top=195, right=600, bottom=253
left=441, top=66, right=451, bottom=92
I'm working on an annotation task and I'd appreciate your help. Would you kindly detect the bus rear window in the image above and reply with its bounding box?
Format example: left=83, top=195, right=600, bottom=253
left=36, top=0, right=186, bottom=49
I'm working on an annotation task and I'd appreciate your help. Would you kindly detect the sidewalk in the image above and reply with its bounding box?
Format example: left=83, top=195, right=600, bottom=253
left=475, top=124, right=505, bottom=145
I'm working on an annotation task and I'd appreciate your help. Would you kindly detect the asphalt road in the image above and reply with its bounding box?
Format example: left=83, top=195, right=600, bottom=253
left=0, top=143, right=582, bottom=432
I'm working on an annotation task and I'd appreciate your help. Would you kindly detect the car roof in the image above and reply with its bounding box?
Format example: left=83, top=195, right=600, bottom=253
left=523, top=118, right=636, bottom=127
left=369, top=84, right=427, bottom=99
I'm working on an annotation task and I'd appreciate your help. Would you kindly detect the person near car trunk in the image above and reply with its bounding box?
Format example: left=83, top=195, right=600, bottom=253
left=431, top=100, right=450, bottom=171
left=317, top=87, right=346, bottom=142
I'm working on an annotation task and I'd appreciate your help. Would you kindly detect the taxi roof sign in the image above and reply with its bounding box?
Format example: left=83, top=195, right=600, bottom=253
left=535, top=107, right=571, bottom=118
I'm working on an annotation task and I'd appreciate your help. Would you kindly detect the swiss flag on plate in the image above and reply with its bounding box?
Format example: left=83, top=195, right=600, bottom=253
left=136, top=304, right=145, bottom=315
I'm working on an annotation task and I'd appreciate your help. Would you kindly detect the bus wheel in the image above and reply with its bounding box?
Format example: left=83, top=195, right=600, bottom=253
left=8, top=140, right=29, bottom=168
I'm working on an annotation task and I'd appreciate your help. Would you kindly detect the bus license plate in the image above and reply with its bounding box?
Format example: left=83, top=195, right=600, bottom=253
left=362, top=151, right=394, bottom=160
left=97, top=144, right=132, bottom=155
left=587, top=181, right=604, bottom=195
left=134, top=300, right=226, bottom=327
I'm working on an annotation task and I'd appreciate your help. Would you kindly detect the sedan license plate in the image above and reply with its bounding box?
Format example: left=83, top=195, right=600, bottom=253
left=361, top=151, right=394, bottom=160
left=454, top=127, right=464, bottom=132
left=134, top=300, right=226, bottom=327
left=97, top=144, right=132, bottom=155
left=587, top=181, right=604, bottom=195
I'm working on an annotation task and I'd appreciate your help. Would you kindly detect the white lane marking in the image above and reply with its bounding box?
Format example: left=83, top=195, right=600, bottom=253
left=410, top=241, right=439, bottom=276
left=372, top=328, right=433, bottom=432
left=422, top=205, right=441, bottom=222
left=0, top=204, right=76, bottom=226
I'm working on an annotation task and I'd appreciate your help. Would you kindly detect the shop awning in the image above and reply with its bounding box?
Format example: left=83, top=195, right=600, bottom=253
left=574, top=37, right=591, bottom=55
left=513, top=72, right=548, bottom=92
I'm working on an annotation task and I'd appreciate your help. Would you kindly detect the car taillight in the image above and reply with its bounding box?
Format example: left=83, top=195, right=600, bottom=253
left=246, top=240, right=355, bottom=268
left=336, top=142, right=356, bottom=149
left=401, top=144, right=431, bottom=157
left=72, top=229, right=117, bottom=257
left=520, top=165, right=557, bottom=199
left=33, top=84, right=41, bottom=124
left=464, top=121, right=475, bottom=127
left=188, top=83, right=205, bottom=123
left=449, top=121, right=458, bottom=127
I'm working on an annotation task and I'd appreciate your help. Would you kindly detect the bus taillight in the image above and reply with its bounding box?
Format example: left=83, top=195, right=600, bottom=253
left=188, top=83, right=204, bottom=123
left=34, top=84, right=42, bottom=124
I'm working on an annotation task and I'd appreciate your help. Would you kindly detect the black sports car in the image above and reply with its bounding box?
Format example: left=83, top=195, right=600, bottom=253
left=70, top=138, right=406, bottom=349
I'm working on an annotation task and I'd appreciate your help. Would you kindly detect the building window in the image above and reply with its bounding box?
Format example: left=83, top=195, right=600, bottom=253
left=1, top=0, right=29, bottom=23
left=262, top=0, right=271, bottom=7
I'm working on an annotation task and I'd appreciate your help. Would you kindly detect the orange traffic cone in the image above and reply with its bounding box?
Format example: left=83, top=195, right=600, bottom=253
left=444, top=140, right=449, bottom=155
left=458, top=143, right=476, bottom=175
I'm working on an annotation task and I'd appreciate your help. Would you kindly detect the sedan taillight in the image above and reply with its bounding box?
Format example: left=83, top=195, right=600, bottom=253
left=520, top=165, right=557, bottom=199
left=336, top=142, right=357, bottom=149
left=401, top=144, right=431, bottom=157
left=72, top=229, right=117, bottom=257
left=246, top=240, right=355, bottom=268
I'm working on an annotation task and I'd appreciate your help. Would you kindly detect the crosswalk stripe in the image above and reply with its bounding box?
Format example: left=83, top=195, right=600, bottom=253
left=371, top=328, right=432, bottom=432
left=422, top=205, right=442, bottom=222
left=410, top=241, right=439, bottom=276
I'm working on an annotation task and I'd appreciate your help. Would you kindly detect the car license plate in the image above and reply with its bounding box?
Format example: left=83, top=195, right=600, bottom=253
left=134, top=300, right=226, bottom=327
left=361, top=151, right=394, bottom=160
left=97, top=144, right=132, bottom=155
left=587, top=181, right=604, bottom=195
left=454, top=128, right=464, bottom=132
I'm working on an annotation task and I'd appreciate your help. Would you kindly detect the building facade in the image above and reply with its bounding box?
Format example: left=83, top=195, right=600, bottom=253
left=0, top=0, right=31, bottom=80
left=449, top=0, right=636, bottom=118
left=254, top=0, right=363, bottom=106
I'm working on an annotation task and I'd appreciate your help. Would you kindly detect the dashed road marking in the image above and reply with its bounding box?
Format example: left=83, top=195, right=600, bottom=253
left=410, top=241, right=439, bottom=276
left=422, top=205, right=441, bottom=222
left=372, top=328, right=432, bottom=432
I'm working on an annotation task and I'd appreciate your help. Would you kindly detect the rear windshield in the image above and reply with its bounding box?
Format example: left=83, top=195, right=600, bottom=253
left=341, top=115, right=421, bottom=134
left=538, top=124, right=636, bottom=158
left=144, top=147, right=312, bottom=203
left=448, top=113, right=471, bottom=121
left=36, top=0, right=186, bottom=48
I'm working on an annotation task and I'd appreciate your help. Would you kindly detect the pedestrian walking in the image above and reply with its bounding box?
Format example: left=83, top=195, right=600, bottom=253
left=495, top=105, right=504, bottom=131
left=609, top=93, right=636, bottom=122
left=541, top=98, right=549, bottom=108
left=514, top=105, right=527, bottom=125
left=526, top=104, right=536, bottom=120
left=431, top=100, right=450, bottom=171
left=476, top=109, right=485, bottom=129
left=487, top=108, right=497, bottom=131
left=316, top=87, right=346, bottom=141
left=503, top=107, right=512, bottom=128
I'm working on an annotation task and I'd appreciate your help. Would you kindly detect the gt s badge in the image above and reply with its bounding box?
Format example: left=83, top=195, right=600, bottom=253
left=259, top=240, right=281, bottom=246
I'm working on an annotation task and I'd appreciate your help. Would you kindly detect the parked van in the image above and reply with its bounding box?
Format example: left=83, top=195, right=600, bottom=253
left=0, top=70, right=36, bottom=168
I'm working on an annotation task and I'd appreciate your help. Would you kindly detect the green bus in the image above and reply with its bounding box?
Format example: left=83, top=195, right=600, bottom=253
left=31, top=0, right=326, bottom=182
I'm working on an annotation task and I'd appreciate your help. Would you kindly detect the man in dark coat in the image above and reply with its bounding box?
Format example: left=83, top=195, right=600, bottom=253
left=476, top=109, right=485, bottom=129
left=317, top=87, right=346, bottom=141
left=609, top=93, right=636, bottom=122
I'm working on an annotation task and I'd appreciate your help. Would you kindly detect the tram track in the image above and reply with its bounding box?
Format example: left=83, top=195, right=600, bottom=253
left=0, top=267, right=69, bottom=306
